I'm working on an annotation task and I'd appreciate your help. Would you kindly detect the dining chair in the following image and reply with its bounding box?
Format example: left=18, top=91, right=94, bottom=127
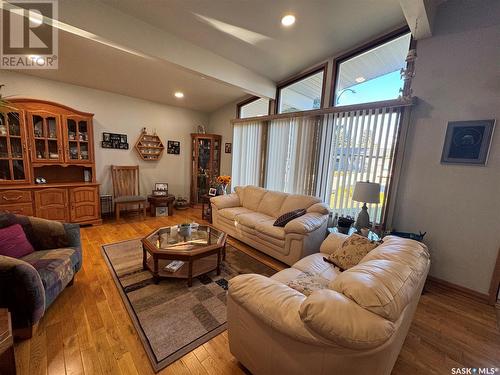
left=111, top=165, right=147, bottom=220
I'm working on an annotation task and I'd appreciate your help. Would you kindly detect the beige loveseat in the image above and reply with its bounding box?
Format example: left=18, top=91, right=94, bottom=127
left=210, top=186, right=329, bottom=266
left=227, top=233, right=430, bottom=375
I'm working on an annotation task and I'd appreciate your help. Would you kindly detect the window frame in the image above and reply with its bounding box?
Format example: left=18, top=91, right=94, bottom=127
left=275, top=62, right=328, bottom=114
left=330, top=26, right=411, bottom=107
left=236, top=96, right=271, bottom=119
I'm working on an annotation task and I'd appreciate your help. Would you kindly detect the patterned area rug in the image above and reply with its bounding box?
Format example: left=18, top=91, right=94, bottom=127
left=102, top=239, right=276, bottom=372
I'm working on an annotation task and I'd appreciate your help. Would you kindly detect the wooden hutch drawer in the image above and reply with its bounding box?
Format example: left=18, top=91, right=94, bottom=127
left=0, top=190, right=32, bottom=204
left=0, top=203, right=34, bottom=216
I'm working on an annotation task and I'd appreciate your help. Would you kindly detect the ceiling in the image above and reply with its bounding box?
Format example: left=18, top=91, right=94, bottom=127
left=11, top=0, right=409, bottom=113
left=101, top=0, right=407, bottom=82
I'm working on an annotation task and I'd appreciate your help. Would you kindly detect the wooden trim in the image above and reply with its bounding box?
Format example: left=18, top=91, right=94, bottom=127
left=426, top=276, right=490, bottom=304
left=330, top=26, right=411, bottom=107
left=275, top=62, right=328, bottom=115
left=9, top=98, right=94, bottom=117
left=236, top=96, right=259, bottom=119
left=488, top=247, right=500, bottom=305
left=231, top=97, right=416, bottom=124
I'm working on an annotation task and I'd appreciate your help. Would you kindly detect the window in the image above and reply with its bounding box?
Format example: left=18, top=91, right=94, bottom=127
left=231, top=121, right=264, bottom=188
left=277, top=67, right=325, bottom=114
left=238, top=97, right=269, bottom=119
left=334, top=31, right=411, bottom=106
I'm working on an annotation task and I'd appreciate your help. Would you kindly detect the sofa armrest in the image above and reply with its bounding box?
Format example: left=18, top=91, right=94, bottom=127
left=0, top=255, right=45, bottom=329
left=229, top=274, right=334, bottom=346
left=319, top=232, right=349, bottom=255
left=306, top=202, right=330, bottom=215
left=284, top=212, right=327, bottom=234
left=210, top=193, right=241, bottom=210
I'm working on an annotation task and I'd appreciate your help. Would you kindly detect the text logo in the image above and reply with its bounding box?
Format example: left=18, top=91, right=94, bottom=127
left=1, top=0, right=58, bottom=69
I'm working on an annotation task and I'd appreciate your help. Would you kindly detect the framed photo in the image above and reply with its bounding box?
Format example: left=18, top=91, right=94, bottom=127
left=441, top=119, right=495, bottom=165
left=225, top=143, right=232, bottom=153
left=103, top=132, right=111, bottom=142
left=208, top=188, right=217, bottom=196
left=155, top=183, right=168, bottom=191
left=167, top=140, right=180, bottom=155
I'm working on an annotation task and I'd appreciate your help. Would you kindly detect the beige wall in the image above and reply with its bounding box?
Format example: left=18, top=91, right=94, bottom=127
left=393, top=0, right=500, bottom=294
left=1, top=71, right=208, bottom=198
left=208, top=100, right=238, bottom=177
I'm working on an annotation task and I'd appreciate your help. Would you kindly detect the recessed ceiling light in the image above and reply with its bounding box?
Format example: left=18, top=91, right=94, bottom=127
left=281, top=14, right=295, bottom=27
left=355, top=76, right=366, bottom=83
left=29, top=11, right=43, bottom=26
left=174, top=92, right=184, bottom=98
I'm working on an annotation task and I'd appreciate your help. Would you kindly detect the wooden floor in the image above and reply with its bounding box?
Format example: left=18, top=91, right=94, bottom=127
left=14, top=208, right=500, bottom=375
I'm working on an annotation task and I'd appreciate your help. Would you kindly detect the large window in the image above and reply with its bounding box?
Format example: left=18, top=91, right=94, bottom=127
left=334, top=31, right=411, bottom=106
left=238, top=97, right=269, bottom=119
left=277, top=66, right=325, bottom=114
left=231, top=121, right=264, bottom=188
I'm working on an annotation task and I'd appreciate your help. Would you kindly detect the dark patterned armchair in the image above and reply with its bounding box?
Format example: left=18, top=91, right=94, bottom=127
left=0, top=213, right=81, bottom=338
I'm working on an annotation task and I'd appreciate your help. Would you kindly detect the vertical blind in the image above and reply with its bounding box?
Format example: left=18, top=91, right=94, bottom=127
left=231, top=103, right=407, bottom=224
left=231, top=121, right=263, bottom=188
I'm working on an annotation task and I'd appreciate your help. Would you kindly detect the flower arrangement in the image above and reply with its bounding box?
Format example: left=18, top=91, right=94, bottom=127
left=216, top=175, right=231, bottom=185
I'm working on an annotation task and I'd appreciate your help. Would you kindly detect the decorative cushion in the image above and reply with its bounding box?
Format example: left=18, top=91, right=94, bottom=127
left=0, top=224, right=35, bottom=258
left=273, top=208, right=306, bottom=227
left=279, top=194, right=320, bottom=216
left=286, top=271, right=329, bottom=296
left=327, top=234, right=380, bottom=270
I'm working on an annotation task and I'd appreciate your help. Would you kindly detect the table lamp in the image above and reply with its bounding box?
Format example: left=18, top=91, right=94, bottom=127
left=352, top=181, right=380, bottom=230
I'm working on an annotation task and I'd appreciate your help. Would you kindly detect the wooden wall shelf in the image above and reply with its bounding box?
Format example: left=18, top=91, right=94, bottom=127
left=134, top=129, right=164, bottom=161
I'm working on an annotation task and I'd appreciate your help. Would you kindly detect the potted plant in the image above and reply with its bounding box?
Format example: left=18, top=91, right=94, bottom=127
left=216, top=175, right=231, bottom=195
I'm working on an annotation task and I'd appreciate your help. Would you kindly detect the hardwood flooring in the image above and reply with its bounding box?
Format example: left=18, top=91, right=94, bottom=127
left=14, top=208, right=500, bottom=375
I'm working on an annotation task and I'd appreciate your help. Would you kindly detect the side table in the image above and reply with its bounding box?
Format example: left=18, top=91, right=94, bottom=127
left=0, top=309, right=15, bottom=375
left=148, top=194, right=175, bottom=217
left=200, top=194, right=212, bottom=223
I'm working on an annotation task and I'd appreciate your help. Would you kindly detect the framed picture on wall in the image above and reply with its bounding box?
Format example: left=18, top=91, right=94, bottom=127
left=167, top=140, right=180, bottom=155
left=441, top=119, right=495, bottom=165
left=225, top=143, right=232, bottom=153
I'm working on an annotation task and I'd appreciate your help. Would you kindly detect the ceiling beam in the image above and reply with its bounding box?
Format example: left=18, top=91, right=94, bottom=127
left=399, top=0, right=441, bottom=39
left=8, top=0, right=276, bottom=99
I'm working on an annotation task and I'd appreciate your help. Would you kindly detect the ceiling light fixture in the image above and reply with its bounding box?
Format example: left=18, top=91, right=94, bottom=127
left=281, top=14, right=295, bottom=27
left=355, top=76, right=366, bottom=83
left=174, top=92, right=184, bottom=98
left=29, top=10, right=43, bottom=26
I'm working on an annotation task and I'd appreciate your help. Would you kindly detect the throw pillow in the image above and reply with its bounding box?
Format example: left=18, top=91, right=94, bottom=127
left=286, top=271, right=329, bottom=296
left=0, top=224, right=35, bottom=258
left=273, top=208, right=306, bottom=227
left=327, top=234, right=380, bottom=271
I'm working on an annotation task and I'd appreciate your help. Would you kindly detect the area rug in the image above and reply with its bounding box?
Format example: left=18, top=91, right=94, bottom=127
left=102, top=239, right=276, bottom=372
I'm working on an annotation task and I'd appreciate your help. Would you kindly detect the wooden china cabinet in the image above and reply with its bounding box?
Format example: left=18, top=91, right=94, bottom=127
left=190, top=133, right=221, bottom=205
left=0, top=99, right=101, bottom=225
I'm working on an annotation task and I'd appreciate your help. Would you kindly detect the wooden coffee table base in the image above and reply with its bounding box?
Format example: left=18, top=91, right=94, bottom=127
left=142, top=245, right=226, bottom=287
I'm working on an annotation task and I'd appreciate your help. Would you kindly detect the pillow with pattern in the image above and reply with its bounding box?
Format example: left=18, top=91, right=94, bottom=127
left=273, top=208, right=306, bottom=227
left=327, top=233, right=380, bottom=271
left=286, top=271, right=329, bottom=296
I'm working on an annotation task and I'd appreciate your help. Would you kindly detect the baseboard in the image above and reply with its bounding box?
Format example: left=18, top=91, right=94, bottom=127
left=426, top=276, right=490, bottom=304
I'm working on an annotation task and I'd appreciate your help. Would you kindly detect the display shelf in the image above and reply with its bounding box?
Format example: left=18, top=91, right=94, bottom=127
left=134, top=129, right=165, bottom=161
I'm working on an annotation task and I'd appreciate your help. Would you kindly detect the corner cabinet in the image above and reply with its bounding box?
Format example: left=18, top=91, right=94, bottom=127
left=190, top=133, right=221, bottom=205
left=0, top=99, right=101, bottom=225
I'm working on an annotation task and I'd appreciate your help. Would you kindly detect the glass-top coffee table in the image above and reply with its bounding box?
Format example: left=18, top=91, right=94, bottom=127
left=141, top=225, right=227, bottom=286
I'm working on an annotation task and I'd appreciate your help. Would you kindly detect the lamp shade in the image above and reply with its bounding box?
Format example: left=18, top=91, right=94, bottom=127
left=352, top=181, right=380, bottom=204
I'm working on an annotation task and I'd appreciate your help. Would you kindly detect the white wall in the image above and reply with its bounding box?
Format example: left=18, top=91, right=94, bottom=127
left=208, top=100, right=238, bottom=177
left=393, top=0, right=500, bottom=294
left=1, top=71, right=208, bottom=198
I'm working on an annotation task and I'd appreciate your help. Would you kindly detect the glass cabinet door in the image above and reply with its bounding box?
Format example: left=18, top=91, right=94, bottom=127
left=197, top=138, right=211, bottom=201
left=0, top=111, right=29, bottom=182
left=29, top=112, right=62, bottom=162
left=65, top=117, right=91, bottom=162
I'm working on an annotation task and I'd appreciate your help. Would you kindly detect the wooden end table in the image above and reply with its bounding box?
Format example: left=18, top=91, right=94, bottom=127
left=200, top=194, right=213, bottom=223
left=0, top=309, right=15, bottom=375
left=148, top=194, right=175, bottom=217
left=142, top=225, right=227, bottom=287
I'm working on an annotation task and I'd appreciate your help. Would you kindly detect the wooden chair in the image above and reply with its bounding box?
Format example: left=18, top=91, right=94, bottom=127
left=111, top=165, right=147, bottom=220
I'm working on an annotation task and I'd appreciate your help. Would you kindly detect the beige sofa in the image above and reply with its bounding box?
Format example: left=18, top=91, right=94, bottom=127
left=228, top=233, right=430, bottom=375
left=210, top=186, right=329, bottom=266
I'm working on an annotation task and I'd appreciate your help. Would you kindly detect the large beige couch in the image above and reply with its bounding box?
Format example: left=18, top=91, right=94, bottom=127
left=228, top=233, right=430, bottom=375
left=210, top=186, right=329, bottom=266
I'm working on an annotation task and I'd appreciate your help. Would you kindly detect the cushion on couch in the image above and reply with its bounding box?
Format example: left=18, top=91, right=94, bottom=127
left=236, top=212, right=273, bottom=229
left=218, top=206, right=253, bottom=221
left=0, top=224, right=35, bottom=258
left=257, top=191, right=288, bottom=218
left=279, top=194, right=321, bottom=216
left=22, top=248, right=80, bottom=307
left=286, top=271, right=329, bottom=296
left=330, top=259, right=425, bottom=322
left=255, top=220, right=286, bottom=240
left=274, top=208, right=306, bottom=227
left=240, top=186, right=268, bottom=211
left=327, top=234, right=379, bottom=270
